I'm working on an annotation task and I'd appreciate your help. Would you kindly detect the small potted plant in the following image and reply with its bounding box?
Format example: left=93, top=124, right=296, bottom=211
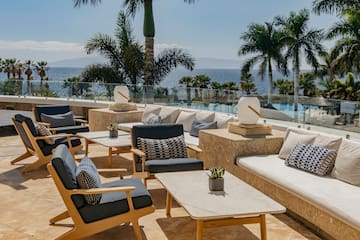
left=108, top=123, right=118, bottom=138
left=208, top=167, right=225, bottom=191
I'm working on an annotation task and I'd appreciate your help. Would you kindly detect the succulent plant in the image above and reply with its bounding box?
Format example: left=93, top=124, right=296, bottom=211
left=209, top=168, right=225, bottom=179
left=107, top=123, right=117, bottom=131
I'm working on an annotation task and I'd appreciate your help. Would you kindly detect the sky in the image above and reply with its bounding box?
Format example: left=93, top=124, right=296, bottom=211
left=0, top=0, right=340, bottom=68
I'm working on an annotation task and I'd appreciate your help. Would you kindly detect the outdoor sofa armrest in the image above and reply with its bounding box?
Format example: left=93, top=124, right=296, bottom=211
left=186, top=144, right=202, bottom=153
left=131, top=148, right=146, bottom=172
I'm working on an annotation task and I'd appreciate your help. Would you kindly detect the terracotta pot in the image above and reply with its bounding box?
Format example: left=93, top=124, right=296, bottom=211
left=209, top=177, right=224, bottom=191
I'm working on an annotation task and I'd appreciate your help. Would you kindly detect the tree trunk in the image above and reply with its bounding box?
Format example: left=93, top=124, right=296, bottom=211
left=267, top=59, right=273, bottom=106
left=186, top=87, right=191, bottom=106
left=294, top=61, right=300, bottom=112
left=143, top=0, right=155, bottom=86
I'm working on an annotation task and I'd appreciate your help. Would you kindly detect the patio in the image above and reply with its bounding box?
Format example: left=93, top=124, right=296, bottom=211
left=0, top=134, right=322, bottom=240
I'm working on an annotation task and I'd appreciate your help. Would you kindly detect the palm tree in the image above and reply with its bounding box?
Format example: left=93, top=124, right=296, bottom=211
left=24, top=60, right=34, bottom=81
left=274, top=78, right=294, bottom=95
left=2, top=58, right=17, bottom=79
left=299, top=72, right=317, bottom=96
left=240, top=72, right=257, bottom=95
left=313, top=0, right=360, bottom=15
left=179, top=76, right=193, bottom=105
left=276, top=9, right=324, bottom=111
left=73, top=0, right=196, bottom=86
left=326, top=9, right=360, bottom=76
left=239, top=21, right=287, bottom=106
left=35, top=61, right=49, bottom=81
left=193, top=74, right=210, bottom=99
left=15, top=62, right=24, bottom=80
left=210, top=81, right=223, bottom=102
left=63, top=76, right=90, bottom=97
left=330, top=72, right=360, bottom=100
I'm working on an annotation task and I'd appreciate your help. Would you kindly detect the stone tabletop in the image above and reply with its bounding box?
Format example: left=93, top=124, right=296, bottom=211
left=156, top=170, right=286, bottom=220
left=78, top=130, right=131, bottom=148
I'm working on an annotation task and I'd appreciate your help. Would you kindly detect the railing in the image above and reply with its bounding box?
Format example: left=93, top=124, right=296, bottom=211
left=1, top=79, right=360, bottom=131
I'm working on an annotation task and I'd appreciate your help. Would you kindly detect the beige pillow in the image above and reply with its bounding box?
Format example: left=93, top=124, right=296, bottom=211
left=195, top=111, right=215, bottom=123
left=159, top=107, right=180, bottom=123
left=176, top=111, right=196, bottom=132
left=37, top=125, right=54, bottom=145
left=278, top=131, right=317, bottom=159
left=141, top=106, right=161, bottom=122
left=214, top=114, right=234, bottom=129
left=331, top=139, right=360, bottom=186
left=313, top=135, right=342, bottom=152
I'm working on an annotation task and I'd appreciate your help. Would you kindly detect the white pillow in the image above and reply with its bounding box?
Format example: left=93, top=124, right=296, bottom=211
left=176, top=111, right=196, bottom=132
left=331, top=139, right=360, bottom=186
left=214, top=114, right=234, bottom=129
left=141, top=106, right=161, bottom=123
left=313, top=135, right=342, bottom=152
left=159, top=107, right=180, bottom=123
left=195, top=111, right=215, bottom=123
left=278, top=131, right=317, bottom=159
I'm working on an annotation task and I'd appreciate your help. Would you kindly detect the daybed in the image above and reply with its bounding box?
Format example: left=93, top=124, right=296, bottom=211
left=233, top=128, right=360, bottom=240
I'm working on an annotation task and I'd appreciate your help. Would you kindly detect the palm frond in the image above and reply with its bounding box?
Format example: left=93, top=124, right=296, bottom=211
left=73, top=0, right=101, bottom=7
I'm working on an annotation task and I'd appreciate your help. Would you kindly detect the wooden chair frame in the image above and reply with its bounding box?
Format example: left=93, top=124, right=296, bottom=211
left=12, top=118, right=83, bottom=173
left=47, top=164, right=155, bottom=240
left=131, top=144, right=203, bottom=186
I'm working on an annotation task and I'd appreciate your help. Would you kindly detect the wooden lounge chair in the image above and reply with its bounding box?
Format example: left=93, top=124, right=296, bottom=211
left=33, top=105, right=89, bottom=134
left=12, top=114, right=83, bottom=173
left=131, top=124, right=203, bottom=186
left=48, top=145, right=155, bottom=240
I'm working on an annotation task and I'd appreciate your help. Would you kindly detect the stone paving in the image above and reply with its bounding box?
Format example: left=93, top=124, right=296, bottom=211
left=0, top=135, right=321, bottom=240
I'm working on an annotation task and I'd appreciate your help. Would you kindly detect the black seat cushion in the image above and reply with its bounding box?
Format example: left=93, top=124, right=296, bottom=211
left=52, top=145, right=86, bottom=208
left=41, top=138, right=81, bottom=156
left=78, top=178, right=153, bottom=223
left=53, top=125, right=89, bottom=134
left=34, top=105, right=71, bottom=122
left=145, top=158, right=204, bottom=173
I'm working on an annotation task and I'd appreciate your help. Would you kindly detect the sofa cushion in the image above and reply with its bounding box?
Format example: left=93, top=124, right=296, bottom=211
left=183, top=132, right=199, bottom=146
left=236, top=155, right=360, bottom=229
left=137, top=135, right=187, bottom=160
left=332, top=139, right=360, bottom=186
left=214, top=114, right=234, bottom=129
left=141, top=106, right=161, bottom=123
left=285, top=144, right=337, bottom=176
left=41, top=111, right=75, bottom=127
left=278, top=131, right=316, bottom=159
left=176, top=111, right=196, bottom=132
left=145, top=158, right=203, bottom=173
left=37, top=125, right=54, bottom=145
left=76, top=157, right=102, bottom=205
left=313, top=135, right=342, bottom=152
left=118, top=122, right=144, bottom=132
left=159, top=107, right=180, bottom=123
left=195, top=111, right=215, bottom=123
left=78, top=178, right=152, bottom=223
left=190, top=120, right=217, bottom=137
left=143, top=113, right=161, bottom=124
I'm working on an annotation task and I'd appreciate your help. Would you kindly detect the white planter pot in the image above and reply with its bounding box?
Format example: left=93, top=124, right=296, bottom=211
left=237, top=96, right=260, bottom=124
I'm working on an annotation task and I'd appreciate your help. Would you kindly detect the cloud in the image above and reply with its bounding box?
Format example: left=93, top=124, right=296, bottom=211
left=0, top=40, right=84, bottom=52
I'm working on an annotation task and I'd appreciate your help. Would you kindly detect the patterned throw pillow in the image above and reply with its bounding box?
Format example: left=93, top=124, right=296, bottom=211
left=36, top=125, right=54, bottom=145
left=285, top=144, right=337, bottom=176
left=137, top=135, right=187, bottom=160
left=76, top=157, right=102, bottom=205
left=144, top=113, right=161, bottom=125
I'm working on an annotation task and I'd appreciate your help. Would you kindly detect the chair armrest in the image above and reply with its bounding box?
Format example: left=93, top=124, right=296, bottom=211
left=98, top=168, right=127, bottom=179
left=37, top=121, right=51, bottom=128
left=35, top=134, right=72, bottom=140
left=131, top=148, right=146, bottom=157
left=69, top=186, right=136, bottom=195
left=187, top=144, right=202, bottom=153
left=75, top=119, right=88, bottom=125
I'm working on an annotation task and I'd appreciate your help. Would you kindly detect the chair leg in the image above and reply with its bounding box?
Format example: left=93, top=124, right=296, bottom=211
left=50, top=211, right=70, bottom=224
left=132, top=220, right=142, bottom=240
left=11, top=151, right=32, bottom=164
left=21, top=158, right=47, bottom=173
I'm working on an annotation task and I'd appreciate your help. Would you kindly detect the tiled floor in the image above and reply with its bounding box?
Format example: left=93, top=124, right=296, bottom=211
left=0, top=135, right=321, bottom=240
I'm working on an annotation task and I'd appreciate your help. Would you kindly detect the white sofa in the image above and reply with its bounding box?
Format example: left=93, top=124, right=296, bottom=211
left=118, top=105, right=235, bottom=146
left=235, top=128, right=360, bottom=240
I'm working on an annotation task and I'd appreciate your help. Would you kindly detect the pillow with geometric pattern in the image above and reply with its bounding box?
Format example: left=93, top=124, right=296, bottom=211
left=137, top=135, right=187, bottom=160
left=76, top=157, right=102, bottom=205
left=285, top=144, right=337, bottom=176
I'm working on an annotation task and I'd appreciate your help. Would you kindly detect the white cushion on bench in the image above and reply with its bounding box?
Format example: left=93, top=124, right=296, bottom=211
left=184, top=132, right=199, bottom=146
left=236, top=155, right=360, bottom=229
left=118, top=122, right=143, bottom=132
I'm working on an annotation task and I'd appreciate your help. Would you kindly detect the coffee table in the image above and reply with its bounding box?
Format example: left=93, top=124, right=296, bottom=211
left=77, top=130, right=131, bottom=167
left=155, top=171, right=286, bottom=240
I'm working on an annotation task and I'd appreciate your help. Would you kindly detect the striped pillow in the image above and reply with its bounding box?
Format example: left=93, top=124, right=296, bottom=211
left=36, top=125, right=54, bottom=145
left=285, top=144, right=337, bottom=176
left=137, top=135, right=187, bottom=160
left=76, top=157, right=102, bottom=205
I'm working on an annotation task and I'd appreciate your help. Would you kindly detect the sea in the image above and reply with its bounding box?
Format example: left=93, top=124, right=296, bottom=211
left=43, top=67, right=294, bottom=95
